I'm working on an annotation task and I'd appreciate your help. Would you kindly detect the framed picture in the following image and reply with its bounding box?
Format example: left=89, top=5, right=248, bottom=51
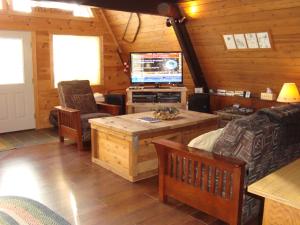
left=223, top=34, right=236, bottom=49
left=257, top=32, right=271, bottom=48
left=234, top=34, right=247, bottom=49
left=245, top=33, right=259, bottom=49
left=245, top=91, right=251, bottom=98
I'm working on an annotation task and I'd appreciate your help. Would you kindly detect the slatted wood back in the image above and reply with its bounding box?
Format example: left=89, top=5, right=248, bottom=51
left=154, top=139, right=245, bottom=225
left=167, top=152, right=235, bottom=199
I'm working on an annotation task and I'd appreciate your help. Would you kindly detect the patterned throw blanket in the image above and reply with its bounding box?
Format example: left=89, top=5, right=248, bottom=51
left=258, top=103, right=300, bottom=147
left=0, top=196, right=71, bottom=225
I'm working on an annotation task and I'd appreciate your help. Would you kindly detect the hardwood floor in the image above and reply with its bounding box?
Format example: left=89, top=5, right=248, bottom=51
left=0, top=142, right=255, bottom=225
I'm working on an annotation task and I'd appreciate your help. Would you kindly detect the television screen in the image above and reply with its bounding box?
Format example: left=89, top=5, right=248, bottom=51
left=130, top=52, right=183, bottom=84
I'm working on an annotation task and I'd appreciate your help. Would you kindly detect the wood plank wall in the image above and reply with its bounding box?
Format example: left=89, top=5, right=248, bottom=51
left=103, top=10, right=195, bottom=93
left=2, top=0, right=300, bottom=129
left=104, top=0, right=300, bottom=110
left=178, top=0, right=300, bottom=97
left=0, top=7, right=129, bottom=128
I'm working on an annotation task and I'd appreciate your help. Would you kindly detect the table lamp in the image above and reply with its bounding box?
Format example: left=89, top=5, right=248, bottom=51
left=277, top=83, right=300, bottom=103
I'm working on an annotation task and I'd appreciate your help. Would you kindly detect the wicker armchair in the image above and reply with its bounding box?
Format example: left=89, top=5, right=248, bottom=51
left=56, top=80, right=120, bottom=150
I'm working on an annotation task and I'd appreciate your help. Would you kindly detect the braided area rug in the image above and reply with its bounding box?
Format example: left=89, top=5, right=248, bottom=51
left=0, top=196, right=71, bottom=225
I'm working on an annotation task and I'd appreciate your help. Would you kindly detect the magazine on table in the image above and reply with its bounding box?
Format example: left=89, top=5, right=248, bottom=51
left=137, top=117, right=161, bottom=123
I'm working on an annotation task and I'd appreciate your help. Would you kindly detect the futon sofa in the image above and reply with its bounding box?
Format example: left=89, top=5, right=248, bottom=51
left=153, top=104, right=300, bottom=225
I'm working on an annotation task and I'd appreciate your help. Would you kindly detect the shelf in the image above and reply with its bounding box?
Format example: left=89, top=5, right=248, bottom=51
left=126, top=87, right=187, bottom=114
left=126, top=102, right=184, bottom=106
left=210, top=94, right=283, bottom=111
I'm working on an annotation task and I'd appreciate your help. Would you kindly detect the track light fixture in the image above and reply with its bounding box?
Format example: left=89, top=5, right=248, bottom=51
left=166, top=17, right=187, bottom=27
left=175, top=17, right=186, bottom=24
left=166, top=18, right=172, bottom=27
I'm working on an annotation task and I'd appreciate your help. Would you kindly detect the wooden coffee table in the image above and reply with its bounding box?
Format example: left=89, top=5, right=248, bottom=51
left=89, top=110, right=219, bottom=182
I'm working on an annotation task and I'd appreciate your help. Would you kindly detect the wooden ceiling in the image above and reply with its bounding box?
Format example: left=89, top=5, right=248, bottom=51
left=39, top=0, right=208, bottom=88
left=35, top=0, right=192, bottom=17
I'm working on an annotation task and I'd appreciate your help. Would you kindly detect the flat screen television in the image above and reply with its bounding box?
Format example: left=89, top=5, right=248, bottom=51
left=130, top=52, right=183, bottom=85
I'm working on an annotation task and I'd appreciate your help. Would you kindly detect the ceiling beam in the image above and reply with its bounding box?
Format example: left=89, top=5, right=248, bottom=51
left=35, top=0, right=182, bottom=18
left=169, top=17, right=207, bottom=89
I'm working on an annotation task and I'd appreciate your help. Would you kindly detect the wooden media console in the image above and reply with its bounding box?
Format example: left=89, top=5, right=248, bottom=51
left=126, top=87, right=187, bottom=113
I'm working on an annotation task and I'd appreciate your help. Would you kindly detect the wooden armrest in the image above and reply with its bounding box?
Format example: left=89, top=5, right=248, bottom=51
left=152, top=139, right=245, bottom=168
left=55, top=106, right=81, bottom=130
left=97, top=102, right=121, bottom=116
left=55, top=106, right=80, bottom=113
left=96, top=102, right=120, bottom=108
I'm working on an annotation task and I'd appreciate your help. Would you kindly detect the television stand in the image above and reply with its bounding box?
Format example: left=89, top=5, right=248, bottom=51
left=126, top=87, right=187, bottom=113
left=143, top=86, right=170, bottom=89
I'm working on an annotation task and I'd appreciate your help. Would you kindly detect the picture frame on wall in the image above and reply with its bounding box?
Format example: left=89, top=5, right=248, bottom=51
left=245, top=33, right=259, bottom=49
left=245, top=91, right=251, bottom=98
left=257, top=32, right=271, bottom=48
left=234, top=34, right=247, bottom=49
left=223, top=34, right=237, bottom=49
left=223, top=31, right=272, bottom=50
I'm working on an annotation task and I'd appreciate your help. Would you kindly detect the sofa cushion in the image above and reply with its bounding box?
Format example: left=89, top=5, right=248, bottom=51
left=210, top=108, right=300, bottom=225
left=234, top=113, right=270, bottom=129
left=212, top=113, right=270, bottom=157
left=80, top=112, right=111, bottom=129
left=258, top=103, right=300, bottom=122
left=258, top=104, right=300, bottom=147
left=71, top=93, right=98, bottom=114
left=188, top=128, right=224, bottom=152
left=212, top=113, right=280, bottom=225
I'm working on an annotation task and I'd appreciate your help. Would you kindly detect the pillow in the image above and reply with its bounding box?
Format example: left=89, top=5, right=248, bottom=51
left=71, top=93, right=98, bottom=114
left=188, top=128, right=224, bottom=152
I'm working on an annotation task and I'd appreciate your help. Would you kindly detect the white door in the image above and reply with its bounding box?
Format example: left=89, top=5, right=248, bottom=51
left=0, top=31, right=35, bottom=133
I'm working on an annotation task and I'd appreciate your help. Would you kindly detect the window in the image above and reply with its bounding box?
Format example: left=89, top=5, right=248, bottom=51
left=12, top=0, right=93, bottom=17
left=52, top=35, right=101, bottom=87
left=0, top=1, right=3, bottom=10
left=0, top=37, right=24, bottom=85
left=12, top=0, right=31, bottom=13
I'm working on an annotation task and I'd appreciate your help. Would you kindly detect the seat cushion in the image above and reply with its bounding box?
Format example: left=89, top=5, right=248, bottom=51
left=72, top=93, right=98, bottom=114
left=49, top=109, right=58, bottom=127
left=188, top=128, right=224, bottom=152
left=80, top=112, right=110, bottom=129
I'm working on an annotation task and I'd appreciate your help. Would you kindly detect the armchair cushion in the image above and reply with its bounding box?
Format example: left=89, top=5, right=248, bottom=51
left=58, top=80, right=98, bottom=114
left=72, top=93, right=98, bottom=114
left=56, top=80, right=121, bottom=149
left=80, top=112, right=110, bottom=129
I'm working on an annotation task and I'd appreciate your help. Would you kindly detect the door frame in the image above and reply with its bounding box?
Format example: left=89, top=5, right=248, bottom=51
left=0, top=30, right=36, bottom=132
left=31, top=31, right=39, bottom=129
